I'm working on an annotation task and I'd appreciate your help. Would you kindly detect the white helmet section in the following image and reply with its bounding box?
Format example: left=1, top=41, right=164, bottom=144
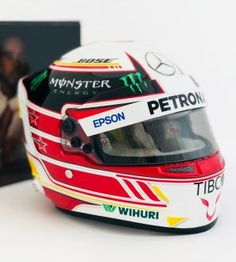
left=18, top=79, right=37, bottom=154
left=53, top=42, right=196, bottom=93
left=54, top=43, right=205, bottom=137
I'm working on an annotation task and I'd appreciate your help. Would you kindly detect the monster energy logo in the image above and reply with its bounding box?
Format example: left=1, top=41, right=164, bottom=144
left=30, top=70, right=48, bottom=91
left=120, top=72, right=147, bottom=94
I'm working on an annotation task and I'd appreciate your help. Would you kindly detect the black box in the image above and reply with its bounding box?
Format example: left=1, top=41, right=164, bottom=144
left=0, top=21, right=81, bottom=186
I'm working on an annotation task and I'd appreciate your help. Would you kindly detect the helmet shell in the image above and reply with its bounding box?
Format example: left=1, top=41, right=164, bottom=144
left=18, top=42, right=225, bottom=233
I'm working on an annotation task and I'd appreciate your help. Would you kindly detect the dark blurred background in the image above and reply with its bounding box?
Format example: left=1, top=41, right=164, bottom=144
left=0, top=21, right=80, bottom=71
left=0, top=21, right=80, bottom=186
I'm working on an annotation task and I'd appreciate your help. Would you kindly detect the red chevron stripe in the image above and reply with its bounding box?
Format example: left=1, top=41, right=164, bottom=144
left=123, top=179, right=144, bottom=200
left=136, top=181, right=161, bottom=202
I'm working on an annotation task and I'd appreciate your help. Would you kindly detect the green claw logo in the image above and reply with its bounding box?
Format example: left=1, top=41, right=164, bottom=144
left=30, top=70, right=48, bottom=91
left=103, top=204, right=117, bottom=212
left=120, top=72, right=147, bottom=94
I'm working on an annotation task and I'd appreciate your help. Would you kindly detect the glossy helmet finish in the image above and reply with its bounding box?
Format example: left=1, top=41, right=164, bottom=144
left=18, top=42, right=225, bottom=233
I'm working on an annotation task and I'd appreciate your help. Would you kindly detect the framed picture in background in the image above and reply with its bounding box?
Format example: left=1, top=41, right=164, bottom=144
left=0, top=21, right=80, bottom=186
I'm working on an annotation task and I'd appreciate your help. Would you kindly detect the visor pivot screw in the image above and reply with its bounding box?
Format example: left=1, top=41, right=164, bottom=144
left=83, top=144, right=93, bottom=154
left=70, top=136, right=82, bottom=148
left=62, top=118, right=76, bottom=135
left=65, top=170, right=73, bottom=179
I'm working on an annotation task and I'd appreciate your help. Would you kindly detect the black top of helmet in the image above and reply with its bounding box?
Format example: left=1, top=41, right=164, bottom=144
left=23, top=55, right=163, bottom=112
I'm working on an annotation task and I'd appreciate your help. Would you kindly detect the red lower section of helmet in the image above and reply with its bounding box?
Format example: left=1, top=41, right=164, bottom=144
left=43, top=187, right=96, bottom=210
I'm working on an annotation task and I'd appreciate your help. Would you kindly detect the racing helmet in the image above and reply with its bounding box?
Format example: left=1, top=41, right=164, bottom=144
left=18, top=42, right=225, bottom=233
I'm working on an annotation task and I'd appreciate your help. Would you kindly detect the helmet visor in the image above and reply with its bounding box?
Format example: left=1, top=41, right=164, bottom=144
left=93, top=108, right=218, bottom=165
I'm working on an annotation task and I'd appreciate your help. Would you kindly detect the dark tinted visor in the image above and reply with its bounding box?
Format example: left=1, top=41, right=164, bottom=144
left=93, top=108, right=218, bottom=165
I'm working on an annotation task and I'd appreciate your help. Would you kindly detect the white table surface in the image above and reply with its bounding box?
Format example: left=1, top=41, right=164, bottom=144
left=0, top=175, right=235, bottom=262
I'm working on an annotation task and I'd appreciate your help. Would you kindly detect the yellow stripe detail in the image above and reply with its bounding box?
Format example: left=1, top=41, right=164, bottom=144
left=27, top=157, right=39, bottom=178
left=150, top=185, right=170, bottom=203
left=166, top=217, right=188, bottom=227
left=17, top=99, right=22, bottom=117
